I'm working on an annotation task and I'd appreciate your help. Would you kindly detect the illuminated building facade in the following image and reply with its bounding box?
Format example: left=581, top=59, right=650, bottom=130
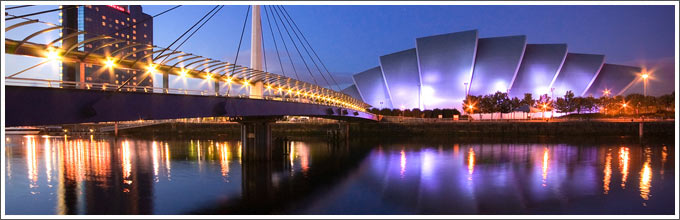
left=345, top=29, right=643, bottom=110
left=61, top=5, right=153, bottom=88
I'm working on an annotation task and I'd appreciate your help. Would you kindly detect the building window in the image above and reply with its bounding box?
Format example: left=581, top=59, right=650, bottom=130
left=86, top=5, right=92, bottom=8
left=127, top=17, right=130, bottom=21
left=102, top=21, right=106, bottom=26
left=143, top=23, right=147, bottom=27
left=115, top=19, right=119, bottom=24
left=133, top=18, right=136, bottom=22
left=121, top=22, right=125, bottom=26
left=109, top=24, right=112, bottom=28
left=102, top=15, right=106, bottom=20
left=95, top=7, right=99, bottom=12
left=132, top=47, right=136, bottom=51
left=132, top=30, right=136, bottom=34
left=85, top=17, right=92, bottom=22
left=133, top=54, right=136, bottom=57
left=143, top=34, right=147, bottom=38
left=133, top=36, right=136, bottom=40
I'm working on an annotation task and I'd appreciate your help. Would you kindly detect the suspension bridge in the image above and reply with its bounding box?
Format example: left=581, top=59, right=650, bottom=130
left=4, top=5, right=377, bottom=160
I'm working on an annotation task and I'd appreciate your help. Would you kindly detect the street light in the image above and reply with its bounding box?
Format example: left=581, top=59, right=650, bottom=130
left=641, top=72, right=650, bottom=97
left=602, top=89, right=611, bottom=97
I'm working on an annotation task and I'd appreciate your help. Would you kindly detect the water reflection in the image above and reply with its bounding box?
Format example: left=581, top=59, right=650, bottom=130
left=619, top=147, right=630, bottom=189
left=4, top=135, right=675, bottom=215
left=541, top=147, right=549, bottom=187
left=639, top=147, right=652, bottom=201
left=603, top=149, right=612, bottom=194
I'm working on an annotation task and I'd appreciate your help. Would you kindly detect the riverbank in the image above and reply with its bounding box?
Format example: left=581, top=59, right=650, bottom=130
left=102, top=120, right=675, bottom=138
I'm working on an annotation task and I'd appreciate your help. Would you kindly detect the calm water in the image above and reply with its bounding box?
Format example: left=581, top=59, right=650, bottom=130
left=4, top=134, right=675, bottom=215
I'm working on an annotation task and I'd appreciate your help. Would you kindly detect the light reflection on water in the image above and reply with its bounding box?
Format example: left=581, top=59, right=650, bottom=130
left=4, top=135, right=675, bottom=215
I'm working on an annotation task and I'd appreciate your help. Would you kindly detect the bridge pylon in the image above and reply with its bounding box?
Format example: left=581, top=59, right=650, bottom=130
left=250, top=5, right=264, bottom=99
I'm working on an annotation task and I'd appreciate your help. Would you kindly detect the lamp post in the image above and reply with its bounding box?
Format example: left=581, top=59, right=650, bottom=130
left=641, top=73, right=649, bottom=97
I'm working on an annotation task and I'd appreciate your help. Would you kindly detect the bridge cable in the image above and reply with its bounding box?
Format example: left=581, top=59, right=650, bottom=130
left=117, top=5, right=217, bottom=91
left=152, top=5, right=217, bottom=61
left=280, top=6, right=342, bottom=92
left=136, top=6, right=224, bottom=86
left=265, top=6, right=300, bottom=83
left=6, top=60, right=51, bottom=78
left=263, top=6, right=287, bottom=79
left=275, top=6, right=333, bottom=92
left=5, top=5, right=35, bottom=10
left=271, top=6, right=320, bottom=91
left=158, top=5, right=223, bottom=64
left=225, top=5, right=251, bottom=96
left=6, top=6, right=77, bottom=21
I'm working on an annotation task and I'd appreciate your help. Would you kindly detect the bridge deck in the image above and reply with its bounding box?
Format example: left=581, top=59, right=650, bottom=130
left=5, top=85, right=378, bottom=127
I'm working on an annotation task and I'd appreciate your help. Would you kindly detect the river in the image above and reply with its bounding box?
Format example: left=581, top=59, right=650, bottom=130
left=3, top=134, right=675, bottom=215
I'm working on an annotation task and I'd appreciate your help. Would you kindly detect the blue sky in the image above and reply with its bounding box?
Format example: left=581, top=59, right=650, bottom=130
left=4, top=4, right=676, bottom=94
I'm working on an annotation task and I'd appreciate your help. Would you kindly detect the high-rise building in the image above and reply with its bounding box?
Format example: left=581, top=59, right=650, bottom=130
left=60, top=5, right=153, bottom=89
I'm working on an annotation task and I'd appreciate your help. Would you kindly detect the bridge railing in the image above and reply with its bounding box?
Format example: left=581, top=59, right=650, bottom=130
left=5, top=77, right=362, bottom=111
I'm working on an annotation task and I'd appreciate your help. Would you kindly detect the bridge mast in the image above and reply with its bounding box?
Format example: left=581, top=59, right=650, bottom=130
left=250, top=5, right=264, bottom=98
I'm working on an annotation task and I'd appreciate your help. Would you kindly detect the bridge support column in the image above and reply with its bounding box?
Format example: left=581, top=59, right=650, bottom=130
left=239, top=117, right=279, bottom=161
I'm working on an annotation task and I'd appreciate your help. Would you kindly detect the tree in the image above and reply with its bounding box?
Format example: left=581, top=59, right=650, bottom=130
left=583, top=96, right=597, bottom=113
left=520, top=93, right=535, bottom=107
left=510, top=97, right=521, bottom=111
left=536, top=94, right=552, bottom=118
left=626, top=93, right=645, bottom=116
left=658, top=92, right=675, bottom=111
left=412, top=108, right=423, bottom=118
left=379, top=108, right=392, bottom=116
left=480, top=94, right=496, bottom=119
left=492, top=92, right=513, bottom=119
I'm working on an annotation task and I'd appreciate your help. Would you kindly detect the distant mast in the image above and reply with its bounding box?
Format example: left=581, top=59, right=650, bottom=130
left=250, top=5, right=264, bottom=98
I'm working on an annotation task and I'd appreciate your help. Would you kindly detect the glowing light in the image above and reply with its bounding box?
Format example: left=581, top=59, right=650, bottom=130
left=603, top=149, right=612, bottom=194
left=243, top=79, right=250, bottom=86
left=205, top=73, right=213, bottom=80
left=641, top=73, right=649, bottom=79
left=46, top=49, right=61, bottom=61
left=179, top=69, right=189, bottom=78
left=266, top=84, right=273, bottom=90
left=103, top=57, right=116, bottom=68
left=225, top=77, right=233, bottom=84
left=146, top=64, right=157, bottom=74
left=602, top=89, right=611, bottom=97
